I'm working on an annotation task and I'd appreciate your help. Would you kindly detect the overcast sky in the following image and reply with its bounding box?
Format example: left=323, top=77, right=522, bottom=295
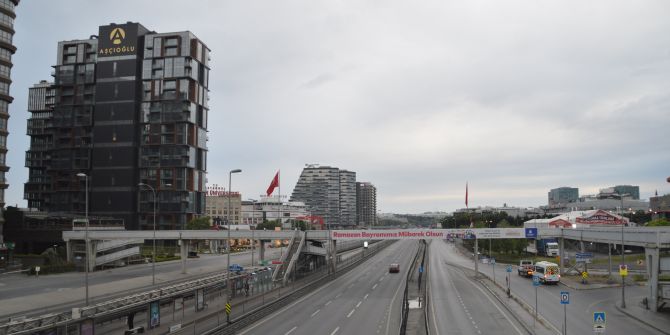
left=5, top=1, right=670, bottom=213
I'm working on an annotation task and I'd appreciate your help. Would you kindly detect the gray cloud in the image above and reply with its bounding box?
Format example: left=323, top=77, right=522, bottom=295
left=4, top=0, right=670, bottom=213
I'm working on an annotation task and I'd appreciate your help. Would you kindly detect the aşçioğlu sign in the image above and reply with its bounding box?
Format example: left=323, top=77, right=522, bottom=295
left=98, top=24, right=139, bottom=57
left=331, top=228, right=526, bottom=240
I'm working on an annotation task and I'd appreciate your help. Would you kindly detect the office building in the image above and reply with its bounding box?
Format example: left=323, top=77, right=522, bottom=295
left=241, top=197, right=309, bottom=228
left=290, top=165, right=357, bottom=227
left=548, top=187, right=579, bottom=206
left=23, top=22, right=210, bottom=230
left=356, top=182, right=376, bottom=227
left=205, top=191, right=242, bottom=225
left=0, top=0, right=19, bottom=246
left=601, top=185, right=640, bottom=200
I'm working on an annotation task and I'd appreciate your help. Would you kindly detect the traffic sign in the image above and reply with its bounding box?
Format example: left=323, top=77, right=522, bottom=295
left=506, top=265, right=513, bottom=273
left=491, top=258, right=496, bottom=265
left=576, top=252, right=593, bottom=263
left=525, top=228, right=538, bottom=239
left=225, top=302, right=231, bottom=315
left=560, top=291, right=570, bottom=304
left=593, top=311, right=606, bottom=333
left=532, top=276, right=541, bottom=286
left=419, top=266, right=424, bottom=273
left=619, top=264, right=628, bottom=277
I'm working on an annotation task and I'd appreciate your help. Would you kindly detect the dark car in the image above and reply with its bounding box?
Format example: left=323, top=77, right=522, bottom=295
left=389, top=263, right=400, bottom=273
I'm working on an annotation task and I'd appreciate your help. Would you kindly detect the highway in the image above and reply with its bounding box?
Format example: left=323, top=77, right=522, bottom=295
left=428, top=240, right=526, bottom=335
left=0, top=248, right=282, bottom=318
left=443, top=240, right=662, bottom=335
left=238, top=240, right=418, bottom=335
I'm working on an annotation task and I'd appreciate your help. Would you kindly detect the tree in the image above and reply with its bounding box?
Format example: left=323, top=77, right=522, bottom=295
left=293, top=220, right=308, bottom=231
left=256, top=219, right=281, bottom=231
left=187, top=216, right=211, bottom=230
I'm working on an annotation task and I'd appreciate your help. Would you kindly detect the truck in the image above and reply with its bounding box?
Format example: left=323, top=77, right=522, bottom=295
left=518, top=260, right=534, bottom=277
left=536, top=239, right=559, bottom=257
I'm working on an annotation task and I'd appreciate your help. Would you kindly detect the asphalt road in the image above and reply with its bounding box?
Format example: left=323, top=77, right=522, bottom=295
left=0, top=248, right=282, bottom=318
left=444, top=240, right=662, bottom=335
left=238, top=240, right=419, bottom=335
left=428, top=240, right=526, bottom=335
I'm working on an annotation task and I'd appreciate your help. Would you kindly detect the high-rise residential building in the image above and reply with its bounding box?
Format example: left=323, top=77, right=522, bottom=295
left=548, top=187, right=579, bottom=206
left=290, top=165, right=357, bottom=227
left=356, top=182, right=377, bottom=227
left=24, top=81, right=55, bottom=210
left=0, top=0, right=19, bottom=245
left=23, top=22, right=210, bottom=230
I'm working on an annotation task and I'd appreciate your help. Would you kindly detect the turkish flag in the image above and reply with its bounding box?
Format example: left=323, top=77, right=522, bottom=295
left=266, top=171, right=280, bottom=196
left=465, top=182, right=469, bottom=207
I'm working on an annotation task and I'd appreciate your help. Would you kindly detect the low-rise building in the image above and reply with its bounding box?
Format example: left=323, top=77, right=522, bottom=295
left=241, top=196, right=309, bottom=229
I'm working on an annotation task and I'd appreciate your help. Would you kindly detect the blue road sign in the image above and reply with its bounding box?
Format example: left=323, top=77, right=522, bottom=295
left=560, top=291, right=570, bottom=304
left=506, top=265, right=513, bottom=273
left=419, top=266, right=424, bottom=273
left=593, top=312, right=606, bottom=332
left=491, top=258, right=496, bottom=265
left=532, top=276, right=541, bottom=286
left=525, top=228, right=538, bottom=239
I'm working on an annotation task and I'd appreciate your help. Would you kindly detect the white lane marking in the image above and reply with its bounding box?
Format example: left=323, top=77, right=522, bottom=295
left=372, top=283, right=378, bottom=290
left=364, top=293, right=369, bottom=300
left=464, top=269, right=525, bottom=335
left=325, top=300, right=332, bottom=306
left=311, top=309, right=320, bottom=317
left=356, top=301, right=362, bottom=308
left=335, top=293, right=342, bottom=298
left=330, top=327, right=340, bottom=335
left=284, top=326, right=297, bottom=335
left=379, top=276, right=385, bottom=282
left=347, top=309, right=355, bottom=318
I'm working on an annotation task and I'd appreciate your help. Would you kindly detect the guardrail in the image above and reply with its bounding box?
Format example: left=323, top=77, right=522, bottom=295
left=400, top=240, right=425, bottom=334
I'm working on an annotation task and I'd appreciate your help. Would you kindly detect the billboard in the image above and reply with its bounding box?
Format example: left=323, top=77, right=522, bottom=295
left=148, top=300, right=160, bottom=329
left=98, top=23, right=139, bottom=58
left=330, top=228, right=526, bottom=240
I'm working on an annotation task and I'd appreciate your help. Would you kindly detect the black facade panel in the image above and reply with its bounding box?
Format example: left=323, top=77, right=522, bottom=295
left=91, top=191, right=136, bottom=213
left=96, top=59, right=138, bottom=78
left=91, top=147, right=136, bottom=166
left=91, top=169, right=135, bottom=188
left=95, top=81, right=137, bottom=102
left=94, top=103, right=137, bottom=122
left=91, top=124, right=136, bottom=144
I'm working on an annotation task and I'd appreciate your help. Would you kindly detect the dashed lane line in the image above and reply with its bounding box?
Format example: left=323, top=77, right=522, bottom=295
left=310, top=309, right=320, bottom=317
left=347, top=309, right=355, bottom=318
left=284, top=326, right=297, bottom=335
left=330, top=326, right=340, bottom=335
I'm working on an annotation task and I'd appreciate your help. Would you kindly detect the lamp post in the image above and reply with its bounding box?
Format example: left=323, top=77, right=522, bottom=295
left=619, top=193, right=626, bottom=308
left=138, top=182, right=158, bottom=286
left=76, top=172, right=89, bottom=306
left=227, top=169, right=242, bottom=303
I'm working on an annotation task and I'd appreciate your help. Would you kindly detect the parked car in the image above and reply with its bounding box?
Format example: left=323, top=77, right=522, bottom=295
left=389, top=263, right=400, bottom=273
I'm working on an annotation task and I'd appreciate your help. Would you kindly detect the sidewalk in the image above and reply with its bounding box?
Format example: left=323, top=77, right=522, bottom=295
left=615, top=299, right=670, bottom=335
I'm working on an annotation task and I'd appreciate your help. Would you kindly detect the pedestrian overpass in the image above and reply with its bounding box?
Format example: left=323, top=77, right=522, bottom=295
left=63, top=226, right=670, bottom=311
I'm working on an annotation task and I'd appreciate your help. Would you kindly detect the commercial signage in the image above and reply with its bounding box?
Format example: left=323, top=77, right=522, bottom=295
left=98, top=23, right=139, bottom=57
left=525, top=228, right=538, bottom=238
left=575, top=210, right=625, bottom=225
left=330, top=228, right=525, bottom=240
left=206, top=185, right=240, bottom=197
left=148, top=300, right=160, bottom=329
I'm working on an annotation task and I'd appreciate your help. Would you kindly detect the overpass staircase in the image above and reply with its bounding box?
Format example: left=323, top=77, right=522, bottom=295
left=272, top=230, right=305, bottom=285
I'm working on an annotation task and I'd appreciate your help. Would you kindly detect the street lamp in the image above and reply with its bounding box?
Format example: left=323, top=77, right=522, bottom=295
left=619, top=193, right=626, bottom=308
left=227, top=169, right=242, bottom=304
left=76, top=172, right=89, bottom=306
left=138, top=182, right=158, bottom=286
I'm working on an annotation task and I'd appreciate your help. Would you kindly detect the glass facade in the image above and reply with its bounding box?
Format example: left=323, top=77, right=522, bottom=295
left=23, top=22, right=209, bottom=231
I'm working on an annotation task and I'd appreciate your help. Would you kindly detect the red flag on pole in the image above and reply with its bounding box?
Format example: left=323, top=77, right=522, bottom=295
left=266, top=171, right=280, bottom=196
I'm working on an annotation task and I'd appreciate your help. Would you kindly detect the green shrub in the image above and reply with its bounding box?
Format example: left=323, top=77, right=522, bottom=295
left=27, top=263, right=76, bottom=276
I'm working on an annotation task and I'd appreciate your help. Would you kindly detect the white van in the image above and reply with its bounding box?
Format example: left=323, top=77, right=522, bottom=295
left=533, top=261, right=560, bottom=284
